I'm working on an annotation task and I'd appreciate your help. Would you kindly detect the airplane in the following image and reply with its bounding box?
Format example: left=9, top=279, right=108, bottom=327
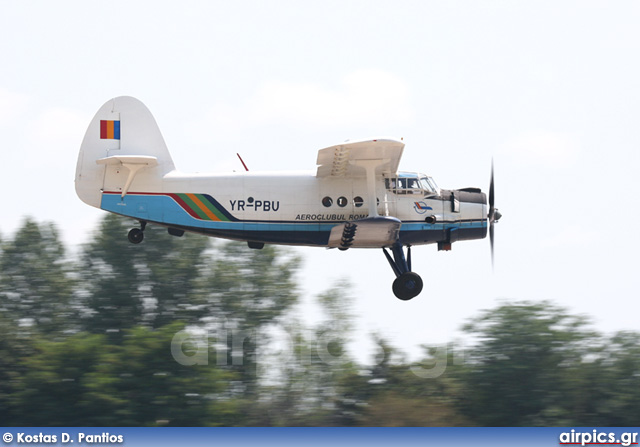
left=75, top=96, right=501, bottom=301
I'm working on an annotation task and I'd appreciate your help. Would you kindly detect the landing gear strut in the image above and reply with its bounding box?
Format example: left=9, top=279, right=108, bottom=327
left=383, top=243, right=423, bottom=301
left=127, top=221, right=146, bottom=244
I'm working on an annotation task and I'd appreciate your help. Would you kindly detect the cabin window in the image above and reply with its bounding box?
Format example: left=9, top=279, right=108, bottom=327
left=322, top=196, right=333, bottom=207
left=337, top=196, right=348, bottom=207
left=353, top=196, right=363, bottom=207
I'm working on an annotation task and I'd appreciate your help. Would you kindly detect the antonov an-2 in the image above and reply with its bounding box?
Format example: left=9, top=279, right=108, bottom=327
left=76, top=97, right=501, bottom=300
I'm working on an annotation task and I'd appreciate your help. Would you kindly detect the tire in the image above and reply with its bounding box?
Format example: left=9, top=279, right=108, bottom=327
left=392, top=272, right=423, bottom=301
left=128, top=228, right=144, bottom=244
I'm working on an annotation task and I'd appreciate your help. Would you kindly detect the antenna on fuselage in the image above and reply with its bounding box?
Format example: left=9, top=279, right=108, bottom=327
left=237, top=153, right=249, bottom=171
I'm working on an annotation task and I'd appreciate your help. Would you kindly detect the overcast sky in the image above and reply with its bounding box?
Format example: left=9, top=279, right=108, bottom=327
left=2, top=1, right=639, bottom=361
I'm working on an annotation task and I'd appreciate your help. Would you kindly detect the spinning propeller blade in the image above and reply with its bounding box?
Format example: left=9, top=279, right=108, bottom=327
left=488, top=160, right=501, bottom=269
left=489, top=160, right=495, bottom=220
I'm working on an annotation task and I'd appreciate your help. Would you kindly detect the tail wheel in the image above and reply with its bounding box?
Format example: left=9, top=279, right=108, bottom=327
left=128, top=228, right=144, bottom=244
left=392, top=272, right=423, bottom=301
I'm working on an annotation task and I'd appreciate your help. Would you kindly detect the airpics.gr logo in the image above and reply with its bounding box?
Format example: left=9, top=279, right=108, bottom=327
left=559, top=429, right=638, bottom=446
left=413, top=201, right=433, bottom=214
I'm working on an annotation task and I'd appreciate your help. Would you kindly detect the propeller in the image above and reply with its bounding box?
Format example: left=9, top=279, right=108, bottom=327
left=488, top=160, right=502, bottom=268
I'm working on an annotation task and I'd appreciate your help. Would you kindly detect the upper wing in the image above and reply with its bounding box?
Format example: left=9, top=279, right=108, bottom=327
left=316, top=138, right=405, bottom=178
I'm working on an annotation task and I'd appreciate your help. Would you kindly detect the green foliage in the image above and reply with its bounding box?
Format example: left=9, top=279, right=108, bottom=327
left=337, top=338, right=470, bottom=426
left=91, top=323, right=236, bottom=426
left=0, top=218, right=75, bottom=336
left=264, top=281, right=359, bottom=426
left=195, top=241, right=301, bottom=399
left=77, top=214, right=210, bottom=337
left=594, top=331, right=640, bottom=425
left=197, top=241, right=300, bottom=328
left=10, top=323, right=236, bottom=426
left=10, top=331, right=110, bottom=425
left=460, top=300, right=598, bottom=426
left=0, top=312, right=35, bottom=425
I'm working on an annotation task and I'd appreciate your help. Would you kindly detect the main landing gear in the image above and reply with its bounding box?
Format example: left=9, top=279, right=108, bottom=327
left=127, top=221, right=146, bottom=244
left=383, top=243, right=423, bottom=301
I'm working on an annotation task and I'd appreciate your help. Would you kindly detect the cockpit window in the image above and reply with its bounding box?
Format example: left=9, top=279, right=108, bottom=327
left=386, top=174, right=436, bottom=195
left=385, top=173, right=438, bottom=196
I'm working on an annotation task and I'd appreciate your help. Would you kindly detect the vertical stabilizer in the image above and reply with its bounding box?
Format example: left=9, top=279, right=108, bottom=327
left=75, top=96, right=175, bottom=208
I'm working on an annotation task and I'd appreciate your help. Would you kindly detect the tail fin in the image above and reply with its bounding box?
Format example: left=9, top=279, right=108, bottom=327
left=75, top=96, right=175, bottom=208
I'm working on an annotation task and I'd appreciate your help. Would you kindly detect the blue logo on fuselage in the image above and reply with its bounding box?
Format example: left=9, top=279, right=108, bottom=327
left=413, top=201, right=433, bottom=214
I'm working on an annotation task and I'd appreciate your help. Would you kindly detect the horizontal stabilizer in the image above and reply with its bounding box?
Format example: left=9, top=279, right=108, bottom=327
left=328, top=216, right=402, bottom=249
left=96, top=155, right=158, bottom=167
left=97, top=155, right=159, bottom=198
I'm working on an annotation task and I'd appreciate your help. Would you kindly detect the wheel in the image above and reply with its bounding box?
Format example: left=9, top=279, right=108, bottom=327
left=128, top=228, right=144, bottom=244
left=392, top=272, right=423, bottom=301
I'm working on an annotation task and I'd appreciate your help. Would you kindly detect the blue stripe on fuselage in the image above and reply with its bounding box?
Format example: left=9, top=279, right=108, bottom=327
left=100, top=193, right=486, bottom=246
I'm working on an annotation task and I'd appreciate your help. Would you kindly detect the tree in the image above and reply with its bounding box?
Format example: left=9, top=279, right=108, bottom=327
left=77, top=214, right=210, bottom=338
left=195, top=242, right=301, bottom=401
left=11, top=323, right=236, bottom=426
left=344, top=338, right=470, bottom=426
left=10, top=331, right=110, bottom=425
left=266, top=281, right=359, bottom=426
left=460, top=300, right=598, bottom=426
left=0, top=218, right=74, bottom=336
left=0, top=312, right=35, bottom=425
left=88, top=323, right=236, bottom=426
left=597, top=331, right=640, bottom=425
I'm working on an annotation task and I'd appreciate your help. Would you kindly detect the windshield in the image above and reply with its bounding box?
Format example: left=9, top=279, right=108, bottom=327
left=419, top=177, right=434, bottom=193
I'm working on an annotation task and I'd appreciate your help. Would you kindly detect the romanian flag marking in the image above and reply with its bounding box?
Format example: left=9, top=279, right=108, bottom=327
left=100, top=120, right=121, bottom=140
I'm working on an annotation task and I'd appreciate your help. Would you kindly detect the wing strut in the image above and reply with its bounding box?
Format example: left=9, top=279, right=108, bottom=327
left=353, top=159, right=382, bottom=217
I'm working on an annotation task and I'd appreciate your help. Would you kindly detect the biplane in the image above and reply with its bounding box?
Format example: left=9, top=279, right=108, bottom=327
left=76, top=97, right=501, bottom=300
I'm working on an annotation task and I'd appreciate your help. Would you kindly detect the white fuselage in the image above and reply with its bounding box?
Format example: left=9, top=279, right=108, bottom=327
left=99, top=168, right=487, bottom=248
